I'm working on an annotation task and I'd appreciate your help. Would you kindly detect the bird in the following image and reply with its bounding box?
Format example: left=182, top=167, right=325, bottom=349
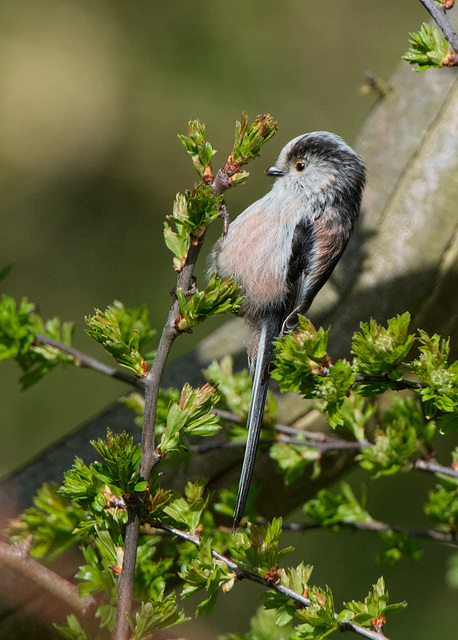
left=210, top=131, right=366, bottom=528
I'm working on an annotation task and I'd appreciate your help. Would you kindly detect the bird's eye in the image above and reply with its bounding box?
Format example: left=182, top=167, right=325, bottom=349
left=295, top=161, right=305, bottom=172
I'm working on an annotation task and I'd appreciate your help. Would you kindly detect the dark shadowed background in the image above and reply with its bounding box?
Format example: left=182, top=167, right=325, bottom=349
left=2, top=1, right=456, bottom=639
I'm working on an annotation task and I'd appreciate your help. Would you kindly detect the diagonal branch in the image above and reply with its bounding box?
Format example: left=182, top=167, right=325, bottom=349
left=211, top=408, right=458, bottom=479
left=419, top=0, right=458, bottom=52
left=281, top=518, right=458, bottom=545
left=0, top=539, right=97, bottom=617
left=33, top=334, right=142, bottom=388
left=154, top=523, right=392, bottom=640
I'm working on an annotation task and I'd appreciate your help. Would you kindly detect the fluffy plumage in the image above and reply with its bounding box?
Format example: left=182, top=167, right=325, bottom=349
left=211, top=132, right=366, bottom=528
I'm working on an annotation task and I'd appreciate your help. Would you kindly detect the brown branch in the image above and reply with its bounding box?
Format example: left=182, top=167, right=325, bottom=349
left=113, top=504, right=140, bottom=640
left=0, top=539, right=97, bottom=617
left=154, top=523, right=392, bottom=640
left=190, top=435, right=361, bottom=455
left=281, top=517, right=458, bottom=545
left=33, top=334, right=142, bottom=388
left=419, top=0, right=458, bottom=52
left=115, top=160, right=237, bottom=639
left=212, top=409, right=458, bottom=478
left=115, top=239, right=205, bottom=640
left=414, top=458, right=458, bottom=478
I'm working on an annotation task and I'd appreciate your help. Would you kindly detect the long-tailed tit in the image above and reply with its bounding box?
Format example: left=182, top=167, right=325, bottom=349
left=211, top=132, right=366, bottom=528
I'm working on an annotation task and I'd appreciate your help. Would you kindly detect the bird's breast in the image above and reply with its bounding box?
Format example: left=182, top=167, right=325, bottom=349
left=213, top=198, right=303, bottom=318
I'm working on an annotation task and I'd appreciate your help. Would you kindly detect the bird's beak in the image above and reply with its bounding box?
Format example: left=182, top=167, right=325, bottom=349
left=265, top=165, right=285, bottom=177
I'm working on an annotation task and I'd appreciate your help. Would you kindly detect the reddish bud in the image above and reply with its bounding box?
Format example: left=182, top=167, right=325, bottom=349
left=442, top=51, right=456, bottom=67
left=371, top=615, right=386, bottom=633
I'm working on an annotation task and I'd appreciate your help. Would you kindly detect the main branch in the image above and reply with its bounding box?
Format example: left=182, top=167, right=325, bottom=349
left=114, top=167, right=235, bottom=640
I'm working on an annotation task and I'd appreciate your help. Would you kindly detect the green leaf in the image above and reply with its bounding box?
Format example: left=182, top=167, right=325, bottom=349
left=343, top=577, right=407, bottom=630
left=176, top=274, right=242, bottom=332
left=90, top=429, right=143, bottom=495
left=230, top=518, right=293, bottom=575
left=178, top=119, right=216, bottom=180
left=424, top=483, right=458, bottom=531
left=357, top=397, right=435, bottom=478
left=5, top=483, right=84, bottom=562
left=180, top=537, right=233, bottom=616
left=157, top=383, right=222, bottom=460
left=377, top=531, right=423, bottom=566
left=409, top=330, right=458, bottom=425
left=163, top=479, right=211, bottom=531
left=54, top=615, right=88, bottom=640
left=127, top=594, right=188, bottom=639
left=303, top=482, right=371, bottom=527
left=233, top=113, right=277, bottom=161
left=164, top=185, right=222, bottom=270
left=272, top=317, right=353, bottom=427
left=270, top=442, right=319, bottom=486
left=220, top=607, right=294, bottom=640
left=85, top=300, right=155, bottom=376
left=403, top=22, right=454, bottom=71
left=295, top=586, right=338, bottom=638
left=0, top=294, right=77, bottom=388
left=204, top=357, right=278, bottom=432
left=352, top=313, right=414, bottom=382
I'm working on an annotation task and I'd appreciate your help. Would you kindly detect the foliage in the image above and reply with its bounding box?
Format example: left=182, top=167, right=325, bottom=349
left=178, top=119, right=216, bottom=181
left=341, top=577, right=407, bottom=630
left=85, top=301, right=156, bottom=377
left=2, top=113, right=458, bottom=640
left=403, top=22, right=456, bottom=71
left=272, top=317, right=353, bottom=428
left=351, top=313, right=414, bottom=382
left=0, top=294, right=75, bottom=388
left=175, top=274, right=242, bottom=333
left=226, top=113, right=278, bottom=186
left=163, top=184, right=221, bottom=270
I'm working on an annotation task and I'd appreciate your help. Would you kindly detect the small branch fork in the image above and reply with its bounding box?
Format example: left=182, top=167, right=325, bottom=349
left=419, top=0, right=458, bottom=53
left=154, top=523, right=392, bottom=640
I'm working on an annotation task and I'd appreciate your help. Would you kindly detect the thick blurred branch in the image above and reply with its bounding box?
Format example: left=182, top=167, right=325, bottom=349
left=0, top=540, right=97, bottom=617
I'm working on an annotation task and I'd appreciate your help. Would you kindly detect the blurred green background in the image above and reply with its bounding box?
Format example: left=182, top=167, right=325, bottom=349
left=2, top=1, right=456, bottom=639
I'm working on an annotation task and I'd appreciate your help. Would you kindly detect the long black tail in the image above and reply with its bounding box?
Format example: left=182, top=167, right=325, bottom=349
left=232, top=320, right=277, bottom=529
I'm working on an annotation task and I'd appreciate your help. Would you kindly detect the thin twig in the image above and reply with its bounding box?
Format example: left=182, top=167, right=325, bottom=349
left=212, top=409, right=458, bottom=478
left=280, top=518, right=458, bottom=545
left=154, top=523, right=392, bottom=640
left=190, top=435, right=361, bottom=454
left=0, top=539, right=97, bottom=617
left=33, top=334, right=142, bottom=388
left=414, top=458, right=458, bottom=478
left=419, top=0, right=458, bottom=52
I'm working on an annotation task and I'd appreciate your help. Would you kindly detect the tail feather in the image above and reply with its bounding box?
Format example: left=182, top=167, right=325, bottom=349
left=232, top=320, right=278, bottom=529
